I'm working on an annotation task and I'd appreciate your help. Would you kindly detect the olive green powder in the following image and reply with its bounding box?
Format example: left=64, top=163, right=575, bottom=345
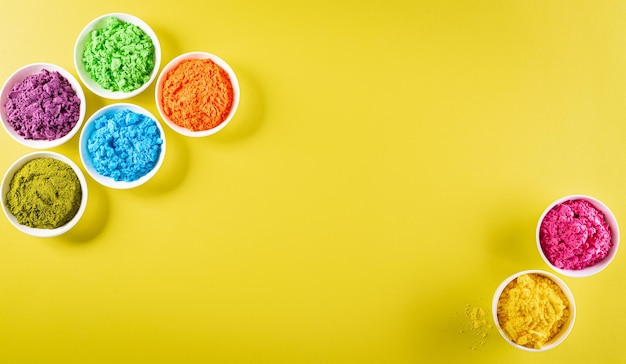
left=5, top=158, right=82, bottom=229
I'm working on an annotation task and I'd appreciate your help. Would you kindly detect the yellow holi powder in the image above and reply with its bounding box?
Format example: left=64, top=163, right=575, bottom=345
left=496, top=273, right=570, bottom=350
left=469, top=306, right=488, bottom=330
left=462, top=304, right=493, bottom=350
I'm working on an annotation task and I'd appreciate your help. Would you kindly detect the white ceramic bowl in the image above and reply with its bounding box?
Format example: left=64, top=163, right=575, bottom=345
left=0, top=63, right=86, bottom=148
left=1, top=151, right=88, bottom=237
left=74, top=13, right=161, bottom=99
left=492, top=270, right=576, bottom=352
left=155, top=51, right=240, bottom=137
left=536, top=195, right=619, bottom=278
left=79, top=103, right=166, bottom=189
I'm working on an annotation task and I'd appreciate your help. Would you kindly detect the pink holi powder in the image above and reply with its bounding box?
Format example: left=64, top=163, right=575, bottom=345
left=539, top=199, right=612, bottom=270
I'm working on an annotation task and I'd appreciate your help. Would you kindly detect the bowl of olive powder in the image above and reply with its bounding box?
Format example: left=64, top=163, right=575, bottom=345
left=1, top=151, right=88, bottom=237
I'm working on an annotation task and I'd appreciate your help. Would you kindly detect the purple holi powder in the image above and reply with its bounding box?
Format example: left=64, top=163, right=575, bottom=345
left=4, top=69, right=81, bottom=141
left=539, top=199, right=613, bottom=270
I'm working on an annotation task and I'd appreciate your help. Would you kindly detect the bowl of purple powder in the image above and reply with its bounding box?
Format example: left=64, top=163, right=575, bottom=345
left=79, top=103, right=166, bottom=189
left=74, top=13, right=161, bottom=100
left=536, top=195, right=620, bottom=278
left=0, top=63, right=86, bottom=148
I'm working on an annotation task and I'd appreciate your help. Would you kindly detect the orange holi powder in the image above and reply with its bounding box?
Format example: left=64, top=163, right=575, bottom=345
left=160, top=59, right=234, bottom=132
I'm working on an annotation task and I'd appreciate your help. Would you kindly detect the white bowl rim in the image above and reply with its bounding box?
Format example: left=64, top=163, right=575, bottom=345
left=155, top=51, right=240, bottom=137
left=536, top=194, right=620, bottom=278
left=74, top=12, right=161, bottom=100
left=0, top=62, right=87, bottom=149
left=79, top=102, right=166, bottom=189
left=492, top=269, right=576, bottom=352
left=1, top=151, right=88, bottom=237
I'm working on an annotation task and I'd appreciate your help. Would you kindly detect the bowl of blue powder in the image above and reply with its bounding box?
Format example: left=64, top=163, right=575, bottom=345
left=74, top=13, right=161, bottom=99
left=0, top=63, right=86, bottom=148
left=1, top=151, right=88, bottom=238
left=79, top=103, right=166, bottom=189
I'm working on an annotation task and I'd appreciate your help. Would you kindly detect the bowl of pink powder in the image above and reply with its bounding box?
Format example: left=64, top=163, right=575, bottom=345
left=0, top=63, right=86, bottom=148
left=537, top=195, right=620, bottom=277
left=155, top=52, right=240, bottom=137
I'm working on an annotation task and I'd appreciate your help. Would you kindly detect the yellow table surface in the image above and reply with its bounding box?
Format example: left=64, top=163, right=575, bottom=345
left=1, top=1, right=625, bottom=362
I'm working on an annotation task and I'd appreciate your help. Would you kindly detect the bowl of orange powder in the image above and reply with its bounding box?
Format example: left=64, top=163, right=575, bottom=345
left=492, top=270, right=576, bottom=352
left=155, top=52, right=240, bottom=137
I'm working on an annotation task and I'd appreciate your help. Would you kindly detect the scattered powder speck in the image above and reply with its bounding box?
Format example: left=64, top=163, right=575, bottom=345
left=539, top=199, right=612, bottom=270
left=460, top=303, right=493, bottom=350
left=4, top=69, right=81, bottom=140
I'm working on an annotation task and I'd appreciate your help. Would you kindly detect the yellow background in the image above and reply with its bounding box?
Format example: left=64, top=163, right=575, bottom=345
left=1, top=0, right=625, bottom=362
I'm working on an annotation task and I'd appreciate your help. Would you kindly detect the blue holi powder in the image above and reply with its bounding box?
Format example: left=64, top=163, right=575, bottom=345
left=86, top=109, right=163, bottom=182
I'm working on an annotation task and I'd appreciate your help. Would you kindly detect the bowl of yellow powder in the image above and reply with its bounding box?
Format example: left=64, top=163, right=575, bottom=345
left=155, top=52, right=240, bottom=137
left=1, top=151, right=88, bottom=237
left=74, top=13, right=161, bottom=99
left=492, top=270, right=576, bottom=351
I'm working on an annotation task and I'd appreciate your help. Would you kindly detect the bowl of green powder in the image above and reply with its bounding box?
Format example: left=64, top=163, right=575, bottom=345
left=74, top=13, right=161, bottom=99
left=1, top=151, right=88, bottom=237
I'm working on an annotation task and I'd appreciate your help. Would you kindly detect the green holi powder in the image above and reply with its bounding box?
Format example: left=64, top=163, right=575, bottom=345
left=82, top=17, right=155, bottom=92
left=5, top=158, right=82, bottom=229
